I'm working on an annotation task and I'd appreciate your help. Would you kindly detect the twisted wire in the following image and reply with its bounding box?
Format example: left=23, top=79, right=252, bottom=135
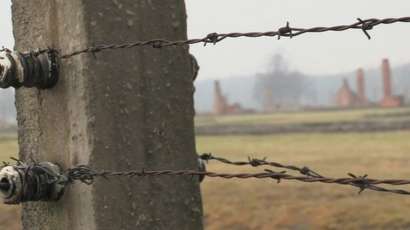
left=57, top=16, right=410, bottom=59
left=198, top=153, right=410, bottom=195
left=65, top=154, right=410, bottom=196
left=199, top=153, right=323, bottom=178
left=5, top=154, right=410, bottom=197
left=66, top=167, right=410, bottom=186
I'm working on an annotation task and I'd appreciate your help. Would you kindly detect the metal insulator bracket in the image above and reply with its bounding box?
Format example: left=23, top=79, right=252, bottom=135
left=0, top=49, right=59, bottom=89
left=0, top=161, right=67, bottom=204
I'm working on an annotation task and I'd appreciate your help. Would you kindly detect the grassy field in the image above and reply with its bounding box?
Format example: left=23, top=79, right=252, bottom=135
left=2, top=130, right=410, bottom=229
left=195, top=107, right=410, bottom=127
left=198, top=132, right=410, bottom=230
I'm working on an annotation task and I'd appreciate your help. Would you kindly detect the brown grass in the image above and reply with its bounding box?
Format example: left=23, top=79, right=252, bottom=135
left=198, top=131, right=410, bottom=230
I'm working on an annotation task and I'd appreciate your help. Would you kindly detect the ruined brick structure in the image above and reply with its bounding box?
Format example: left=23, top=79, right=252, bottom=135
left=213, top=80, right=229, bottom=115
left=213, top=80, right=251, bottom=115
left=336, top=78, right=360, bottom=107
left=380, top=59, right=403, bottom=107
left=356, top=68, right=368, bottom=105
left=336, top=59, right=403, bottom=108
left=336, top=68, right=369, bottom=107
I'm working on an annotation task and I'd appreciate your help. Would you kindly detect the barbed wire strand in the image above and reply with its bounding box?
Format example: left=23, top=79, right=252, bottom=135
left=199, top=153, right=323, bottom=177
left=57, top=16, right=410, bottom=59
left=4, top=155, right=410, bottom=196
left=198, top=153, right=409, bottom=195
left=65, top=166, right=410, bottom=195
left=62, top=153, right=410, bottom=196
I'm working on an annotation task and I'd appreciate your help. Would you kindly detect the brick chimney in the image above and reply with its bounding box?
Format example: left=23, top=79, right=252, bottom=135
left=213, top=80, right=227, bottom=114
left=356, top=68, right=367, bottom=104
left=382, top=58, right=392, bottom=98
left=380, top=58, right=404, bottom=107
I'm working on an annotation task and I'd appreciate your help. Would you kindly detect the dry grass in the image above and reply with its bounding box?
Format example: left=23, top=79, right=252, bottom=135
left=198, top=131, right=410, bottom=230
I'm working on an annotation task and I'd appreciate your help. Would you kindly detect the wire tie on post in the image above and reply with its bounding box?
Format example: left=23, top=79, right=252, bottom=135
left=0, top=161, right=67, bottom=204
left=199, top=153, right=212, bottom=162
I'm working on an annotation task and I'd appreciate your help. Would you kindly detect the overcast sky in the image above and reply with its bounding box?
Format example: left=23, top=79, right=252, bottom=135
left=2, top=1, right=410, bottom=80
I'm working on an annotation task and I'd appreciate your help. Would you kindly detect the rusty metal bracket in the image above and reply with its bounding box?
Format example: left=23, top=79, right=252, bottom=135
left=0, top=49, right=59, bottom=89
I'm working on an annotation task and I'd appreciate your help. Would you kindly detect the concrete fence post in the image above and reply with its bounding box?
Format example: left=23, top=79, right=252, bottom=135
left=11, top=0, right=203, bottom=229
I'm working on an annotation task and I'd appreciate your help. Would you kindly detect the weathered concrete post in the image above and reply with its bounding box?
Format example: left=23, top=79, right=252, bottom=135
left=11, top=0, right=203, bottom=229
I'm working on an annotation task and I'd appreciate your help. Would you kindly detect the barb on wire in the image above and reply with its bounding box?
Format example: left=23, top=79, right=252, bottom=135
left=278, top=22, right=293, bottom=39
left=357, top=18, right=373, bottom=39
left=199, top=153, right=322, bottom=178
left=55, top=16, right=410, bottom=59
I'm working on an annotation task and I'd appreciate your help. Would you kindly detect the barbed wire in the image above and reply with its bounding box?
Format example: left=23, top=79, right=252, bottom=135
left=57, top=16, right=410, bottom=59
left=65, top=164, right=410, bottom=196
left=3, top=154, right=410, bottom=202
left=199, top=153, right=323, bottom=178
left=61, top=153, right=410, bottom=196
left=198, top=153, right=410, bottom=195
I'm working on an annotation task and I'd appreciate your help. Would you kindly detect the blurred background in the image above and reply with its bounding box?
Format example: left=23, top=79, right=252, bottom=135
left=2, top=1, right=410, bottom=229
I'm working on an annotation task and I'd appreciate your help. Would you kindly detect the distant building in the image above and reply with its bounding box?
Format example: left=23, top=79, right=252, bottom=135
left=213, top=80, right=228, bottom=115
left=212, top=80, right=253, bottom=115
left=336, top=78, right=360, bottom=107
left=335, top=59, right=404, bottom=108
left=380, top=59, right=403, bottom=108
left=356, top=68, right=369, bottom=105
left=335, top=68, right=370, bottom=107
